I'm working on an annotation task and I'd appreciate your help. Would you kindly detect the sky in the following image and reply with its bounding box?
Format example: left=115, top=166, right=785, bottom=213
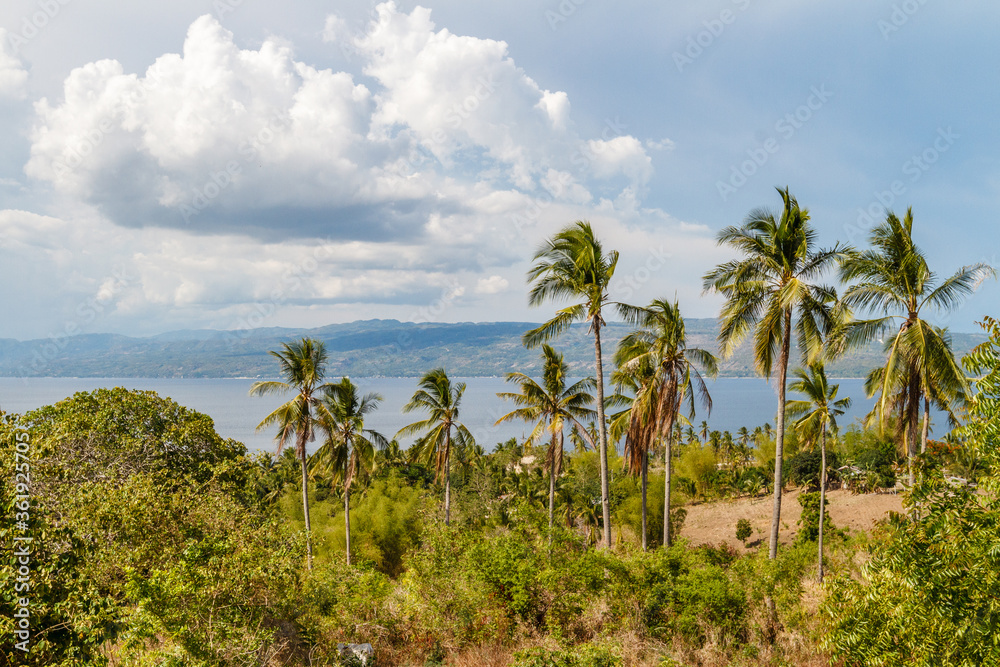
left=0, top=0, right=998, bottom=341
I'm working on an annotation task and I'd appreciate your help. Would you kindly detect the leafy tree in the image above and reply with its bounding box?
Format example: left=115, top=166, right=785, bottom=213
left=496, top=344, right=596, bottom=541
left=786, top=362, right=851, bottom=581
left=822, top=317, right=1000, bottom=665
left=250, top=337, right=333, bottom=570
left=397, top=368, right=475, bottom=525
left=835, top=209, right=993, bottom=484
left=311, top=377, right=388, bottom=566
left=524, top=220, right=619, bottom=548
left=703, top=187, right=844, bottom=559
left=614, top=298, right=717, bottom=548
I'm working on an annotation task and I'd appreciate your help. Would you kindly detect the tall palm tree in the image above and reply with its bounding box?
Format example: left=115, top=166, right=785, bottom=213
left=704, top=187, right=845, bottom=559
left=786, top=363, right=851, bottom=583
left=836, top=209, right=994, bottom=485
left=615, top=299, right=717, bottom=548
left=311, top=377, right=388, bottom=566
left=250, top=338, right=333, bottom=570
left=396, top=368, right=474, bottom=525
left=524, top=221, right=619, bottom=548
left=608, top=359, right=657, bottom=550
left=496, top=344, right=596, bottom=541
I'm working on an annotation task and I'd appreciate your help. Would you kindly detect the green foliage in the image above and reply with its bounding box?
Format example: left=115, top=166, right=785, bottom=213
left=511, top=642, right=622, bottom=667
left=794, top=491, right=834, bottom=544
left=786, top=449, right=838, bottom=490
left=0, top=389, right=302, bottom=666
left=822, top=318, right=1000, bottom=665
left=736, top=519, right=752, bottom=544
left=676, top=444, right=718, bottom=498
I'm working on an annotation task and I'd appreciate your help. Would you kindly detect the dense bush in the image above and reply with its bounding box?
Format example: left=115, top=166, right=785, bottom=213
left=786, top=449, right=839, bottom=490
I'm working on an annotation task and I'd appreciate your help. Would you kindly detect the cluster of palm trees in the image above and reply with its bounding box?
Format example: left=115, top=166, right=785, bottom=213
left=251, top=187, right=992, bottom=574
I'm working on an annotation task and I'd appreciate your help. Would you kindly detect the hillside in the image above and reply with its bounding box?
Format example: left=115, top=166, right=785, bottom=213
left=0, top=318, right=986, bottom=378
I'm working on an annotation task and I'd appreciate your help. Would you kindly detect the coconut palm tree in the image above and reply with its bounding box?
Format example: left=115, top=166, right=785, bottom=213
left=786, top=363, right=851, bottom=582
left=396, top=368, right=475, bottom=525
left=835, top=209, right=994, bottom=485
left=311, top=377, right=388, bottom=566
left=703, top=187, right=845, bottom=560
left=523, top=221, right=619, bottom=548
left=615, top=299, right=717, bottom=548
left=608, top=360, right=657, bottom=550
left=250, top=338, right=333, bottom=570
left=496, top=344, right=596, bottom=541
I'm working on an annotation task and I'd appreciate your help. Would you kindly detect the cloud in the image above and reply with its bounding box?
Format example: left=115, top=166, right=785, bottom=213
left=25, top=4, right=655, bottom=243
left=475, top=275, right=509, bottom=294
left=0, top=30, right=28, bottom=100
left=6, top=3, right=725, bottom=338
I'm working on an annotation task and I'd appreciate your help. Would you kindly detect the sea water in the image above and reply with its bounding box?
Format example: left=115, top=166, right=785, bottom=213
left=0, top=376, right=943, bottom=453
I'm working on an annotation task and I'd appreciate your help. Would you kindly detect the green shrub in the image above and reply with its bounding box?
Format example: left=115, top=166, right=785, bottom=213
left=736, top=519, right=752, bottom=544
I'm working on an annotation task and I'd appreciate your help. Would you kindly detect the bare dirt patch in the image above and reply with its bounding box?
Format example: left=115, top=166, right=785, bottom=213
left=678, top=487, right=904, bottom=549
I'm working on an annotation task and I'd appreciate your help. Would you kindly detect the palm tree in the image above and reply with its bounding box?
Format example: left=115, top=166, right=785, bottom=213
left=312, top=377, right=388, bottom=566
left=523, top=221, right=619, bottom=548
left=396, top=368, right=475, bottom=525
left=608, top=359, right=657, bottom=550
left=496, top=344, right=596, bottom=541
left=699, top=420, right=710, bottom=443
left=836, top=209, right=994, bottom=485
left=250, top=338, right=333, bottom=570
left=615, top=299, right=717, bottom=548
left=703, top=187, right=845, bottom=560
left=786, top=363, right=851, bottom=583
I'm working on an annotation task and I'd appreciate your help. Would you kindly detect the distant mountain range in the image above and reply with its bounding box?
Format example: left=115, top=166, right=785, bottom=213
left=0, top=319, right=986, bottom=379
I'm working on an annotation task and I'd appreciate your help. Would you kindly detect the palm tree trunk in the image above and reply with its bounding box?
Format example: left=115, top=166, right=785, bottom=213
left=548, top=461, right=556, bottom=546
left=906, top=371, right=921, bottom=486
left=921, top=396, right=930, bottom=454
left=300, top=452, right=313, bottom=571
left=663, top=381, right=678, bottom=548
left=641, top=447, right=648, bottom=551
left=818, top=425, right=826, bottom=583
left=344, top=482, right=352, bottom=566
left=769, top=308, right=792, bottom=560
left=593, top=320, right=612, bottom=550
left=444, top=428, right=452, bottom=526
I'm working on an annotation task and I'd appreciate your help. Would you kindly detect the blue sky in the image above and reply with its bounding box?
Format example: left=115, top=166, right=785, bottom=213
left=0, top=0, right=996, bottom=340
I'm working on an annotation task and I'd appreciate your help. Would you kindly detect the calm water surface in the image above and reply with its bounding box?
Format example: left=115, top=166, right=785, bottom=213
left=0, top=377, right=945, bottom=453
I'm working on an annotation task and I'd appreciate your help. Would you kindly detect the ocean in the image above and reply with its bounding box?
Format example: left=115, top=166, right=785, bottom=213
left=0, top=376, right=944, bottom=453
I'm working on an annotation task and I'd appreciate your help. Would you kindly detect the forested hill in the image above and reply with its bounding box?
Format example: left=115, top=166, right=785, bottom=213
left=0, top=318, right=986, bottom=378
